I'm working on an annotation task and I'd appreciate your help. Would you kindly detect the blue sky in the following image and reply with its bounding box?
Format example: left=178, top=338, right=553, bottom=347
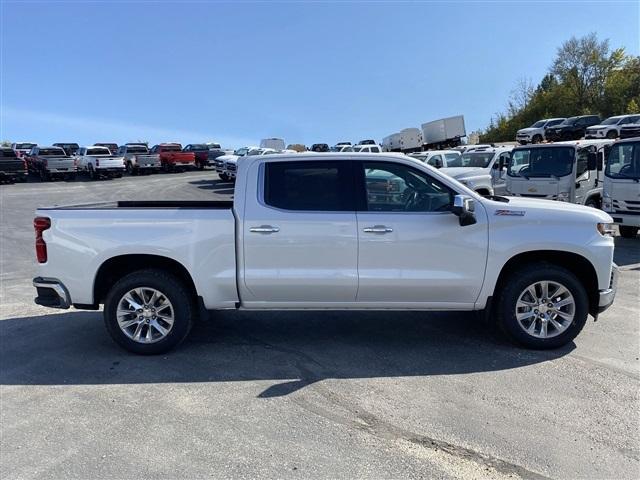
left=1, top=1, right=638, bottom=148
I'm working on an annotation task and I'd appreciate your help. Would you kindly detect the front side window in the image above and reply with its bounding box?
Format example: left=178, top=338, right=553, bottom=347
left=508, top=147, right=575, bottom=178
left=361, top=161, right=454, bottom=212
left=455, top=151, right=495, bottom=168
left=576, top=149, right=589, bottom=177
left=605, top=143, right=640, bottom=179
left=547, top=119, right=565, bottom=127
left=427, top=154, right=442, bottom=167
left=264, top=161, right=354, bottom=211
left=444, top=152, right=461, bottom=163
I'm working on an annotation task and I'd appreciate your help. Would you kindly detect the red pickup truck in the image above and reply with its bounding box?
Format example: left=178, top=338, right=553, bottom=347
left=150, top=143, right=196, bottom=172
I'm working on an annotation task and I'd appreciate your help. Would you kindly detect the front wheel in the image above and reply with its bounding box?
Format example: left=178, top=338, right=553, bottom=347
left=532, top=134, right=543, bottom=144
left=585, top=197, right=600, bottom=209
left=496, top=263, right=589, bottom=349
left=606, top=130, right=618, bottom=139
left=619, top=226, right=639, bottom=238
left=104, top=269, right=194, bottom=354
left=219, top=172, right=229, bottom=182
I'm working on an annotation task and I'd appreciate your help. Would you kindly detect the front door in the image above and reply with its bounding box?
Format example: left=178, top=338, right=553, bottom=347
left=355, top=160, right=488, bottom=307
left=242, top=160, right=359, bottom=306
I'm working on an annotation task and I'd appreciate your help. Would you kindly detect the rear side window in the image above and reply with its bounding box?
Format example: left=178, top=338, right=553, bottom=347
left=264, top=161, right=354, bottom=211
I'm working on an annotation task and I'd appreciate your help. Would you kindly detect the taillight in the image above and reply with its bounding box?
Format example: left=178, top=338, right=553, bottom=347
left=43, top=159, right=48, bottom=167
left=22, top=159, right=27, bottom=171
left=95, top=159, right=99, bottom=167
left=34, top=217, right=51, bottom=263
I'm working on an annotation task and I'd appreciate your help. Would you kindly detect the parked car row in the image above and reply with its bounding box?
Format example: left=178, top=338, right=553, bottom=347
left=515, top=114, right=640, bottom=144
left=1, top=142, right=230, bottom=183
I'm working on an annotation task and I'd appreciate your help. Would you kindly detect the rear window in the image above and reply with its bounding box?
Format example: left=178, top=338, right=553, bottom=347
left=161, top=145, right=182, bottom=152
left=87, top=147, right=111, bottom=155
left=264, top=161, right=354, bottom=211
left=1, top=149, right=18, bottom=158
left=39, top=148, right=66, bottom=156
left=127, top=146, right=148, bottom=153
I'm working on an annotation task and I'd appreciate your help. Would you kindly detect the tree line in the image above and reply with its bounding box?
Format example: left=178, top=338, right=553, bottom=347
left=479, top=33, right=640, bottom=143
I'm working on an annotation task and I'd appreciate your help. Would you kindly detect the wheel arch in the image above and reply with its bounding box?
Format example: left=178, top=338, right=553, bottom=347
left=493, top=250, right=600, bottom=315
left=93, top=254, right=198, bottom=305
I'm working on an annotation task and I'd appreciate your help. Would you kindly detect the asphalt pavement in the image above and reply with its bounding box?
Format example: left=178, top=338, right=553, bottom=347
left=1, top=171, right=638, bottom=479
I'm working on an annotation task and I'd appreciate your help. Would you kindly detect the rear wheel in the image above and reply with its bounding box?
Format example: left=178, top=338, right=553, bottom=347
left=104, top=269, right=194, bottom=355
left=39, top=169, right=50, bottom=182
left=88, top=165, right=97, bottom=180
left=619, top=226, right=638, bottom=238
left=126, top=161, right=137, bottom=176
left=496, top=263, right=589, bottom=349
left=532, top=134, right=543, bottom=144
left=219, top=172, right=229, bottom=182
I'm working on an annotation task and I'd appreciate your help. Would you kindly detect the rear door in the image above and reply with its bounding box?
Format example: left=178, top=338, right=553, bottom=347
left=241, top=160, right=359, bottom=306
left=355, top=160, right=488, bottom=307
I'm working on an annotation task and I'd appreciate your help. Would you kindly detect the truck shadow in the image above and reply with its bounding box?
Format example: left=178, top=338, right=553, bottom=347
left=0, top=309, right=572, bottom=396
left=614, top=236, right=640, bottom=268
left=189, top=178, right=235, bottom=195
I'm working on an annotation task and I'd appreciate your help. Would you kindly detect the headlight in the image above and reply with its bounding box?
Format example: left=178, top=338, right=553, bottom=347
left=597, top=223, right=614, bottom=236
left=557, top=192, right=570, bottom=202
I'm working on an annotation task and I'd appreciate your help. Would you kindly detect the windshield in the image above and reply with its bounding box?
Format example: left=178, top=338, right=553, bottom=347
left=208, top=143, right=221, bottom=149
left=558, top=117, right=578, bottom=126
left=87, top=147, right=111, bottom=155
left=605, top=142, right=640, bottom=179
left=508, top=147, right=575, bottom=178
left=234, top=148, right=249, bottom=156
left=601, top=117, right=622, bottom=126
left=189, top=144, right=208, bottom=150
left=531, top=120, right=546, bottom=128
left=447, top=151, right=495, bottom=168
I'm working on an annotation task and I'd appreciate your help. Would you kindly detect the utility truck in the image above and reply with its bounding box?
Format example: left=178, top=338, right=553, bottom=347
left=506, top=140, right=613, bottom=208
left=32, top=153, right=617, bottom=354
left=602, top=137, right=640, bottom=238
left=421, top=116, right=466, bottom=150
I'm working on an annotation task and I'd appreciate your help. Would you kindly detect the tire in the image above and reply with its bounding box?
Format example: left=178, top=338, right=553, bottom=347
left=585, top=197, right=600, bottom=209
left=219, top=172, right=229, bottom=182
left=88, top=165, right=97, bottom=180
left=104, top=269, right=195, bottom=355
left=606, top=130, right=618, bottom=139
left=496, top=263, right=589, bottom=349
left=619, top=226, right=638, bottom=238
left=532, top=134, right=543, bottom=144
left=39, top=169, right=50, bottom=182
left=126, top=162, right=137, bottom=176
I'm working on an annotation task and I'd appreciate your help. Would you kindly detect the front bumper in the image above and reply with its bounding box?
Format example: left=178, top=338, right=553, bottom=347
left=33, top=277, right=70, bottom=309
left=597, top=264, right=618, bottom=314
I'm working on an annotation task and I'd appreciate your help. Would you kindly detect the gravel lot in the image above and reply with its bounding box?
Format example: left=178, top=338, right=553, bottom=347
left=1, top=171, right=639, bottom=479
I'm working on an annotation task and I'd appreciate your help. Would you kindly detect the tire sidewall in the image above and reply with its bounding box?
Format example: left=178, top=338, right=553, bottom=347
left=498, top=265, right=589, bottom=349
left=104, top=270, right=193, bottom=354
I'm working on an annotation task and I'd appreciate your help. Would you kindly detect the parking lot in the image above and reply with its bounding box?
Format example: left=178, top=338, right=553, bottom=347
left=1, top=171, right=639, bottom=479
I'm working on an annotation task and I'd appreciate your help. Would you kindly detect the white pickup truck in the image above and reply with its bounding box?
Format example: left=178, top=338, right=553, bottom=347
left=439, top=146, right=513, bottom=196
left=32, top=153, right=618, bottom=354
left=76, top=146, right=126, bottom=179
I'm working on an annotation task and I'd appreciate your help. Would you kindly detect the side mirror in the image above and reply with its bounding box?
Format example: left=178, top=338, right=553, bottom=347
left=452, top=195, right=477, bottom=226
left=587, top=152, right=597, bottom=171
left=434, top=159, right=443, bottom=169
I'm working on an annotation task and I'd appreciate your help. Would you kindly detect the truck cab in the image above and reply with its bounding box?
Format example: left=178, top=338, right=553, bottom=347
left=352, top=144, right=382, bottom=153
left=506, top=140, right=613, bottom=207
left=409, top=150, right=462, bottom=169
left=602, top=137, right=640, bottom=238
left=439, top=146, right=512, bottom=196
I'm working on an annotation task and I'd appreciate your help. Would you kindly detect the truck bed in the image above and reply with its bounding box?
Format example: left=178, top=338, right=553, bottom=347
left=38, top=200, right=234, bottom=210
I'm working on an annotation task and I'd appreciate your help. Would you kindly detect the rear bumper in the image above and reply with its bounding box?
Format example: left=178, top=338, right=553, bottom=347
left=33, top=277, right=70, bottom=309
left=597, top=264, right=618, bottom=314
left=0, top=171, right=27, bottom=179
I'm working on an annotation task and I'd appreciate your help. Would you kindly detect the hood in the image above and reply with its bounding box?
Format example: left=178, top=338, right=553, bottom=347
left=217, top=154, right=238, bottom=161
left=586, top=124, right=607, bottom=130
left=440, top=166, right=484, bottom=178
left=517, top=127, right=538, bottom=134
left=485, top=196, right=613, bottom=223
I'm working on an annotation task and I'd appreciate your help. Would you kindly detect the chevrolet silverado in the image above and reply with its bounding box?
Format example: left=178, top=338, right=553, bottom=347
left=32, top=153, right=618, bottom=354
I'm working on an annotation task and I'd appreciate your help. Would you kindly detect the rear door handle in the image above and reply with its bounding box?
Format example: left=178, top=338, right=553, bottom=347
left=363, top=225, right=393, bottom=234
left=250, top=225, right=280, bottom=234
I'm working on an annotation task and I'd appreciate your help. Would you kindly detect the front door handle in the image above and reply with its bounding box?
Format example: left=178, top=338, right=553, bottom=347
left=250, top=225, right=280, bottom=234
left=363, top=225, right=393, bottom=234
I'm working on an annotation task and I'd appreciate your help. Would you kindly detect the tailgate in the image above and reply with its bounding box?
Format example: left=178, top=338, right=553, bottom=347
left=46, top=157, right=75, bottom=170
left=96, top=156, right=125, bottom=169
left=136, top=154, right=160, bottom=166
left=173, top=153, right=196, bottom=163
